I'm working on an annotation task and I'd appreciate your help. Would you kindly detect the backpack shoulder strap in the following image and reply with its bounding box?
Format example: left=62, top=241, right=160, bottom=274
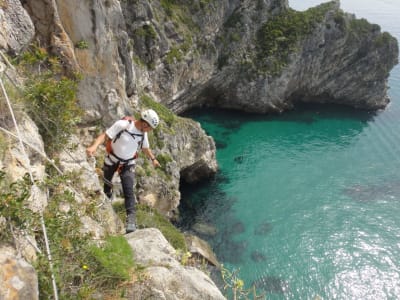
left=113, top=116, right=136, bottom=141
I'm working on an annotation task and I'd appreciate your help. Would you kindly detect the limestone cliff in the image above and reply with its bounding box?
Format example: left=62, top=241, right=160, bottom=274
left=203, top=0, right=399, bottom=112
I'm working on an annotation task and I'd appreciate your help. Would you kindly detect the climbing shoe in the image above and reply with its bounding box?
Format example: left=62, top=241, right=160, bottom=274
left=126, top=214, right=136, bottom=233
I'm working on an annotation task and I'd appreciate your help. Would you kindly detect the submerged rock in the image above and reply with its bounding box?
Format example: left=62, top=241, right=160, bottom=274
left=192, top=221, right=218, bottom=236
left=254, top=221, right=273, bottom=235
left=252, top=275, right=290, bottom=294
left=344, top=180, right=400, bottom=202
left=251, top=250, right=268, bottom=262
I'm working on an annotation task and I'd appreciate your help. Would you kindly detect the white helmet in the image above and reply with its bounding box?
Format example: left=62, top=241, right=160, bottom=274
left=141, top=109, right=159, bottom=128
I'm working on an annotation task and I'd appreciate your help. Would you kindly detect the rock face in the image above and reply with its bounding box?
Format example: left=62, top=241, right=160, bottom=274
left=201, top=0, right=399, bottom=112
left=0, top=0, right=35, bottom=55
left=136, top=116, right=217, bottom=216
left=116, top=0, right=398, bottom=113
left=0, top=246, right=39, bottom=300
left=126, top=228, right=225, bottom=300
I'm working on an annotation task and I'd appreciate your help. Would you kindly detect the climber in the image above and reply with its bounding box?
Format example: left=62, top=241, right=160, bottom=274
left=86, top=109, right=161, bottom=233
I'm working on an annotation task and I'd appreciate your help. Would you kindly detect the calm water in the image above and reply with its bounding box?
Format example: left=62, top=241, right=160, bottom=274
left=180, top=1, right=400, bottom=299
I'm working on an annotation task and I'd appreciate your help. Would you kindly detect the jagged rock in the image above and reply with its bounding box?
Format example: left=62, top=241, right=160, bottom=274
left=23, top=0, right=79, bottom=73
left=58, top=134, right=102, bottom=193
left=57, top=0, right=133, bottom=123
left=135, top=116, right=217, bottom=217
left=27, top=185, right=47, bottom=214
left=0, top=245, right=38, bottom=300
left=126, top=228, right=225, bottom=300
left=185, top=234, right=220, bottom=267
left=12, top=232, right=38, bottom=264
left=1, top=113, right=46, bottom=183
left=118, top=0, right=397, bottom=113
left=190, top=1, right=399, bottom=112
left=0, top=0, right=35, bottom=55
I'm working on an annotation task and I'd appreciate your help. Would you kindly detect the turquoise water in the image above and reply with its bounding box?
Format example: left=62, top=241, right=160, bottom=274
left=180, top=1, right=400, bottom=299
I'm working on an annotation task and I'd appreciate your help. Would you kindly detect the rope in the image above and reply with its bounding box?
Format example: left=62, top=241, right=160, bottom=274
left=0, top=126, right=64, bottom=175
left=0, top=62, right=59, bottom=300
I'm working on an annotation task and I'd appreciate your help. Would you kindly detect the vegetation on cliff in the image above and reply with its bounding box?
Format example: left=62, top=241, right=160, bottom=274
left=0, top=169, right=134, bottom=298
left=12, top=45, right=82, bottom=154
left=256, top=1, right=337, bottom=75
left=0, top=43, right=189, bottom=298
left=0, top=165, right=188, bottom=298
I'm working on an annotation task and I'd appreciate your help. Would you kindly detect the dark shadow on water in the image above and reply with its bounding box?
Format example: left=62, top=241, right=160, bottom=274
left=214, top=139, right=228, bottom=149
left=182, top=104, right=376, bottom=152
left=182, top=103, right=376, bottom=128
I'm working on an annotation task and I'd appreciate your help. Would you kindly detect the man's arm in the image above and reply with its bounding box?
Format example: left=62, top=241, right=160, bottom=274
left=142, top=148, right=161, bottom=168
left=86, top=132, right=107, bottom=156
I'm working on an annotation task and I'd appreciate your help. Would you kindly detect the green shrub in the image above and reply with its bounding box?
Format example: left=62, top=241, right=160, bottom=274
left=75, top=40, right=89, bottom=49
left=135, top=24, right=157, bottom=40
left=33, top=172, right=137, bottom=299
left=23, top=73, right=82, bottom=154
left=256, top=2, right=336, bottom=75
left=0, top=172, right=38, bottom=242
left=221, top=265, right=266, bottom=299
left=166, top=46, right=183, bottom=64
left=348, top=18, right=380, bottom=35
left=374, top=31, right=396, bottom=47
left=12, top=45, right=82, bottom=155
left=156, top=153, right=173, bottom=169
left=89, top=236, right=134, bottom=281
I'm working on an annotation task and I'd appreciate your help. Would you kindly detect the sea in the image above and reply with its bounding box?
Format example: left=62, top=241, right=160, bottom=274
left=179, top=1, right=400, bottom=299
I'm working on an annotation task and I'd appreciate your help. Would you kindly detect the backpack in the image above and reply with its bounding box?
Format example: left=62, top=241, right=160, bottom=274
left=105, top=116, right=144, bottom=163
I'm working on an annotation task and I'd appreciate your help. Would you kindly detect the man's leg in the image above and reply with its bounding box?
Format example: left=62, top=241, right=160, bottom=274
left=103, top=162, right=118, bottom=199
left=120, top=164, right=137, bottom=233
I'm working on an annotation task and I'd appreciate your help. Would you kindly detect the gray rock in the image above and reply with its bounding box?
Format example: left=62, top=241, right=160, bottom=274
left=0, top=0, right=35, bottom=54
left=0, top=245, right=39, bottom=300
left=185, top=234, right=220, bottom=267
left=126, top=228, right=225, bottom=300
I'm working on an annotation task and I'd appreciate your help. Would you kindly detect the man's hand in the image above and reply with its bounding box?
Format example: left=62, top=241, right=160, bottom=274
left=86, top=145, right=97, bottom=157
left=86, top=133, right=106, bottom=157
left=152, top=158, right=161, bottom=168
